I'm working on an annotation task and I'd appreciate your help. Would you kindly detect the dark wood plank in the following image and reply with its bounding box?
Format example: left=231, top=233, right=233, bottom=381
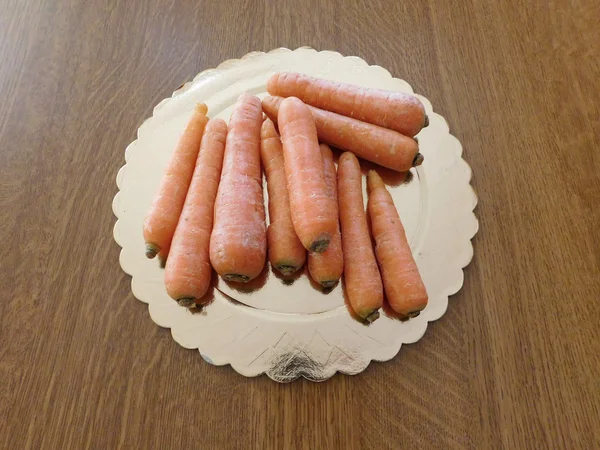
left=1, top=0, right=599, bottom=448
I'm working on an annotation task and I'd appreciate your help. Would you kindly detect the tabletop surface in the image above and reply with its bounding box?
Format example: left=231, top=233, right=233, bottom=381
left=1, top=0, right=599, bottom=448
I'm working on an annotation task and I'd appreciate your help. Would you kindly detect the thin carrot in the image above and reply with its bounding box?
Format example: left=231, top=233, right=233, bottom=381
left=307, top=144, right=343, bottom=288
left=263, top=96, right=422, bottom=172
left=261, top=118, right=306, bottom=275
left=367, top=170, right=428, bottom=317
left=267, top=72, right=428, bottom=137
left=209, top=94, right=266, bottom=282
left=337, top=152, right=383, bottom=323
left=164, top=118, right=228, bottom=306
left=143, top=103, right=208, bottom=260
left=278, top=97, right=338, bottom=253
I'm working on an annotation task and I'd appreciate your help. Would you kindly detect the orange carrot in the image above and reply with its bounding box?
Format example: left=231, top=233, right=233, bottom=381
left=337, top=152, right=383, bottom=322
left=164, top=118, right=228, bottom=306
left=195, top=103, right=208, bottom=115
left=367, top=170, right=428, bottom=317
left=263, top=96, right=422, bottom=172
left=209, top=94, right=266, bottom=282
left=307, top=144, right=343, bottom=287
left=143, top=103, right=208, bottom=260
left=261, top=118, right=306, bottom=275
left=267, top=72, right=428, bottom=137
left=278, top=97, right=338, bottom=253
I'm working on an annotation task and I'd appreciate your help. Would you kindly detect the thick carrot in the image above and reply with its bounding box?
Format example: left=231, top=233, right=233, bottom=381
left=307, top=144, right=343, bottom=287
left=261, top=118, right=306, bottom=275
left=263, top=96, right=422, bottom=172
left=143, top=103, right=208, bottom=260
left=278, top=97, right=338, bottom=253
left=337, top=152, right=383, bottom=322
left=267, top=72, right=428, bottom=137
left=209, top=94, right=266, bottom=282
left=367, top=170, right=428, bottom=317
left=164, top=118, right=228, bottom=306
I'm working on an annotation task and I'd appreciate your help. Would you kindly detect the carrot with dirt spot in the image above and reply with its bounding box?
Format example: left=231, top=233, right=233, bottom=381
left=308, top=144, right=343, bottom=288
left=278, top=97, right=338, bottom=253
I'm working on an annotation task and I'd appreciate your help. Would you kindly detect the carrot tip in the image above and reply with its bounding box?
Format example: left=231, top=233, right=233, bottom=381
left=223, top=274, right=251, bottom=283
left=176, top=297, right=196, bottom=308
left=363, top=309, right=380, bottom=324
left=195, top=103, right=208, bottom=115
left=145, top=244, right=159, bottom=259
left=189, top=304, right=205, bottom=315
left=424, top=115, right=430, bottom=127
left=320, top=280, right=339, bottom=289
left=412, top=153, right=424, bottom=167
left=321, top=286, right=336, bottom=295
left=398, top=310, right=423, bottom=321
left=158, top=255, right=167, bottom=269
left=276, top=265, right=300, bottom=276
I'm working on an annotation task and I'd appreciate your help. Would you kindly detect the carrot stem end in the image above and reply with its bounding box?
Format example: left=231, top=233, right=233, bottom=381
left=276, top=264, right=300, bottom=276
left=145, top=243, right=160, bottom=259
left=223, top=274, right=251, bottom=283
left=320, top=280, right=339, bottom=288
left=399, top=309, right=422, bottom=321
left=412, top=153, right=424, bottom=167
left=363, top=309, right=380, bottom=324
left=177, top=297, right=196, bottom=308
left=189, top=305, right=206, bottom=315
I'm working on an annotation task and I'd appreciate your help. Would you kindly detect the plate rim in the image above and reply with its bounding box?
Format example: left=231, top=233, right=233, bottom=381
left=113, top=47, right=479, bottom=382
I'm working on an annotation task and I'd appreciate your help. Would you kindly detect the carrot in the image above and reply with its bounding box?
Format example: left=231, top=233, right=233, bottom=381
left=278, top=97, right=338, bottom=253
left=263, top=96, right=422, bottom=172
left=195, top=103, right=208, bottom=116
left=260, top=118, right=306, bottom=275
left=143, top=103, right=208, bottom=260
left=337, top=152, right=383, bottom=323
left=164, top=118, right=228, bottom=306
left=267, top=72, right=428, bottom=137
left=307, top=144, right=343, bottom=287
left=367, top=170, right=428, bottom=317
left=209, top=94, right=266, bottom=282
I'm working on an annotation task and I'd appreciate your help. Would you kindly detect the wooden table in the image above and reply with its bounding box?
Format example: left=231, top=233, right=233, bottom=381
left=2, top=0, right=599, bottom=448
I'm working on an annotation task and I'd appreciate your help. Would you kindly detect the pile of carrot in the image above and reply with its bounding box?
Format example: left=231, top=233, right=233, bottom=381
left=143, top=73, right=429, bottom=323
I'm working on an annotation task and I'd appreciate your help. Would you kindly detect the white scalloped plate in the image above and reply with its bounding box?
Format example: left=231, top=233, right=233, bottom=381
left=113, top=47, right=478, bottom=382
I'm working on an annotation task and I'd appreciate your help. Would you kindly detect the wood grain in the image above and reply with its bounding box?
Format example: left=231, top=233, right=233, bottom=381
left=1, top=0, right=599, bottom=448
